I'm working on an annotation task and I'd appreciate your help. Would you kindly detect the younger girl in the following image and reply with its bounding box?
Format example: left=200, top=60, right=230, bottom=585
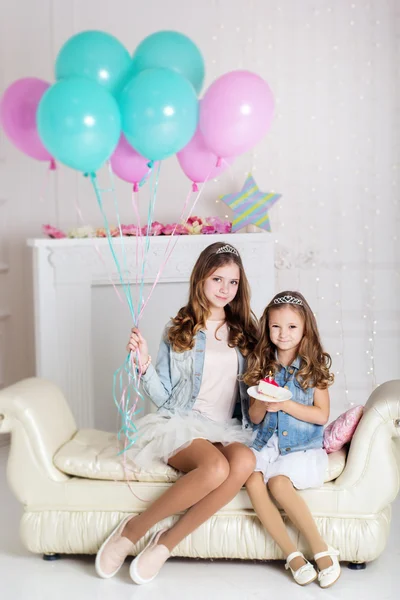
left=95, top=241, right=258, bottom=584
left=244, top=291, right=340, bottom=589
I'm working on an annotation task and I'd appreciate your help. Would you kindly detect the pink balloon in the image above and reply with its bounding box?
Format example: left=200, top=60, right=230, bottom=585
left=110, top=135, right=152, bottom=189
left=0, top=77, right=53, bottom=161
left=200, top=70, right=274, bottom=158
left=177, top=127, right=234, bottom=188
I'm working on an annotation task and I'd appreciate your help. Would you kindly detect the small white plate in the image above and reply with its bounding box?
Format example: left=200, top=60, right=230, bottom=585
left=247, top=385, right=292, bottom=403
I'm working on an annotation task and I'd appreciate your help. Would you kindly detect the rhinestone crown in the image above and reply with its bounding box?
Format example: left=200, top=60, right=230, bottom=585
left=216, top=244, right=239, bottom=257
left=273, top=295, right=303, bottom=306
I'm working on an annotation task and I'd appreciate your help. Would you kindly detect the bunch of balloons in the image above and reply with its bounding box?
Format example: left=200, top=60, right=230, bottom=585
left=0, top=29, right=275, bottom=188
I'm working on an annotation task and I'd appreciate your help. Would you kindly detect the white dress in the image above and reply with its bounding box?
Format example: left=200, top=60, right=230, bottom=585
left=127, top=320, right=253, bottom=469
left=252, top=433, right=328, bottom=490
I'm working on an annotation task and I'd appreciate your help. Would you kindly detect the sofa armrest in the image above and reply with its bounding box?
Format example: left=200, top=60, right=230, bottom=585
left=0, top=378, right=77, bottom=502
left=333, top=380, right=400, bottom=511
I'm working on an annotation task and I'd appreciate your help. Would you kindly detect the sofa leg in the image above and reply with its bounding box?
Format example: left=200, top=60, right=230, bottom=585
left=348, top=561, right=366, bottom=570
left=42, top=553, right=61, bottom=561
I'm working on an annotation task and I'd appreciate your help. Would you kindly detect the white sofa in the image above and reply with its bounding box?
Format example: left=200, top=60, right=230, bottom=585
left=0, top=377, right=399, bottom=567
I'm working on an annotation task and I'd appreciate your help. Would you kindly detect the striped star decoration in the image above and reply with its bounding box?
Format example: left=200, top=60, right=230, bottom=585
left=220, top=174, right=281, bottom=233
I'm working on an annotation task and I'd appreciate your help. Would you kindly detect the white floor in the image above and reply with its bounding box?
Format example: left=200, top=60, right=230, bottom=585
left=0, top=445, right=397, bottom=600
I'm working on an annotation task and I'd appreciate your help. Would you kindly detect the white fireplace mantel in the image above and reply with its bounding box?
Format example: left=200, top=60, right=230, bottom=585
left=28, top=234, right=275, bottom=428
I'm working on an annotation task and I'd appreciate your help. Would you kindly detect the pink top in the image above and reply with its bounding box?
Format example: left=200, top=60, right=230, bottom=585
left=192, top=320, right=239, bottom=422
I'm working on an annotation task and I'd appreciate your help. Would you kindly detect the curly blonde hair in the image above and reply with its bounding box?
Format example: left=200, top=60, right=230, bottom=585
left=244, top=290, right=334, bottom=389
left=168, top=242, right=258, bottom=355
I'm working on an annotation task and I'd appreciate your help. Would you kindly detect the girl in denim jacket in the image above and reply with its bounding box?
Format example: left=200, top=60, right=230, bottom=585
left=95, top=241, right=258, bottom=584
left=244, top=291, right=340, bottom=589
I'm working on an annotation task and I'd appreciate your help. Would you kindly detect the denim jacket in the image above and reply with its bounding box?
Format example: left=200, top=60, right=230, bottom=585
left=251, top=357, right=324, bottom=455
left=141, top=324, right=252, bottom=427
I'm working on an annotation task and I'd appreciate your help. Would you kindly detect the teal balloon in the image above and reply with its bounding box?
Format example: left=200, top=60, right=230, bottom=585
left=131, top=31, right=205, bottom=94
left=119, top=68, right=198, bottom=161
left=55, top=30, right=132, bottom=95
left=37, top=78, right=121, bottom=173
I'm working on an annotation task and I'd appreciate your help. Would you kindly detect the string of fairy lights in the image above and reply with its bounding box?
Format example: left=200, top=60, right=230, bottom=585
left=208, top=2, right=400, bottom=407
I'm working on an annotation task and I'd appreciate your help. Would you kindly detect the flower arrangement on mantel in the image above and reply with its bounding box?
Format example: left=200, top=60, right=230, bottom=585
left=42, top=217, right=233, bottom=239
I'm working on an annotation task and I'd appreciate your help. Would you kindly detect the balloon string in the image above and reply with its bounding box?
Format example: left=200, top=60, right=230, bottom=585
left=131, top=187, right=144, bottom=295
left=223, top=158, right=237, bottom=187
left=90, top=173, right=136, bottom=321
left=92, top=165, right=210, bottom=493
left=90, top=172, right=142, bottom=437
left=137, top=162, right=160, bottom=320
left=112, top=356, right=152, bottom=503
left=113, top=356, right=143, bottom=448
left=130, top=161, right=156, bottom=315
left=107, top=162, right=135, bottom=318
left=74, top=193, right=125, bottom=305
left=89, top=168, right=157, bottom=502
left=110, top=164, right=160, bottom=464
left=113, top=169, right=156, bottom=459
left=122, top=172, right=211, bottom=474
left=98, top=165, right=157, bottom=458
left=138, top=167, right=212, bottom=319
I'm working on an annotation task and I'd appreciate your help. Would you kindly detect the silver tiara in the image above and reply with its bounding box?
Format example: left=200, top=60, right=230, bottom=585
left=273, top=295, right=303, bottom=306
left=216, top=244, right=239, bottom=257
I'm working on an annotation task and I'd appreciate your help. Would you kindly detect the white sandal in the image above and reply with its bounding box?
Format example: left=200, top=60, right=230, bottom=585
left=314, top=546, right=341, bottom=588
left=285, top=551, right=317, bottom=586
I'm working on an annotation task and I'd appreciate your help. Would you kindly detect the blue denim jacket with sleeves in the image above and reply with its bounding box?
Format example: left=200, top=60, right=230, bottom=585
left=251, top=357, right=324, bottom=455
left=140, top=324, right=252, bottom=428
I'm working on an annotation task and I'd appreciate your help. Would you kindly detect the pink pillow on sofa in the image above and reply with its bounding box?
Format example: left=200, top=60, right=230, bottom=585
left=323, top=405, right=364, bottom=454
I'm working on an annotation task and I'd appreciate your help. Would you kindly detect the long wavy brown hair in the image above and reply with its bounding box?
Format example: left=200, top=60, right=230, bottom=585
left=244, top=290, right=334, bottom=389
left=168, top=242, right=258, bottom=355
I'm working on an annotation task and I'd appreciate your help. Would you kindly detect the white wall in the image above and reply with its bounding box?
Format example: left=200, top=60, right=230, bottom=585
left=0, top=0, right=399, bottom=416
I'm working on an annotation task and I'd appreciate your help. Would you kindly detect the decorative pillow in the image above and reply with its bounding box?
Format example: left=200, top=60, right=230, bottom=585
left=323, top=405, right=364, bottom=454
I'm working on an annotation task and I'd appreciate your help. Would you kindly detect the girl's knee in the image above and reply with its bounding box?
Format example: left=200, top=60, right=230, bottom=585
left=245, top=470, right=264, bottom=490
left=241, top=447, right=257, bottom=475
left=229, top=446, right=256, bottom=479
left=204, top=454, right=230, bottom=489
left=267, top=475, right=292, bottom=498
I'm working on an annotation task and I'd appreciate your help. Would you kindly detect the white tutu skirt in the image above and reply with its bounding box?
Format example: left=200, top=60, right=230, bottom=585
left=252, top=433, right=328, bottom=490
left=127, top=410, right=254, bottom=469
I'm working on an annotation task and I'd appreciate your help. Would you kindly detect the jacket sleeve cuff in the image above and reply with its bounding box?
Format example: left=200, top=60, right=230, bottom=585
left=140, top=363, right=156, bottom=384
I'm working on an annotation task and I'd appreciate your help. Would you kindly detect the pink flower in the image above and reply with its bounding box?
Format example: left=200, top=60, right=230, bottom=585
left=141, top=221, right=164, bottom=236
left=186, top=216, right=203, bottom=226
left=95, top=228, right=107, bottom=238
left=96, top=226, right=121, bottom=237
left=162, top=223, right=189, bottom=235
left=206, top=216, right=232, bottom=234
left=202, top=225, right=217, bottom=234
left=161, top=223, right=177, bottom=235
left=185, top=219, right=203, bottom=235
left=42, top=224, right=66, bottom=239
left=174, top=224, right=189, bottom=235
left=42, top=217, right=233, bottom=241
left=121, top=224, right=140, bottom=236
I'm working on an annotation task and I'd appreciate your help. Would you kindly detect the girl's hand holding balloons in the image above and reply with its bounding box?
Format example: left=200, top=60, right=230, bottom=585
left=127, top=328, right=150, bottom=371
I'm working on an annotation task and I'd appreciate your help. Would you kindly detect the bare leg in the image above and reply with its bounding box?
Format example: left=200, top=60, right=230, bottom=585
left=123, top=439, right=230, bottom=543
left=268, top=475, right=332, bottom=571
left=158, top=443, right=256, bottom=551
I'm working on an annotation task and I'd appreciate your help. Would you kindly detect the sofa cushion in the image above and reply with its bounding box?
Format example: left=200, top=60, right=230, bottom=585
left=54, top=428, right=347, bottom=483
left=54, top=429, right=180, bottom=483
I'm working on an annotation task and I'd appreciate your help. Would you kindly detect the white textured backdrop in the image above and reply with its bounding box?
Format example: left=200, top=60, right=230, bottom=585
left=0, top=0, right=399, bottom=416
